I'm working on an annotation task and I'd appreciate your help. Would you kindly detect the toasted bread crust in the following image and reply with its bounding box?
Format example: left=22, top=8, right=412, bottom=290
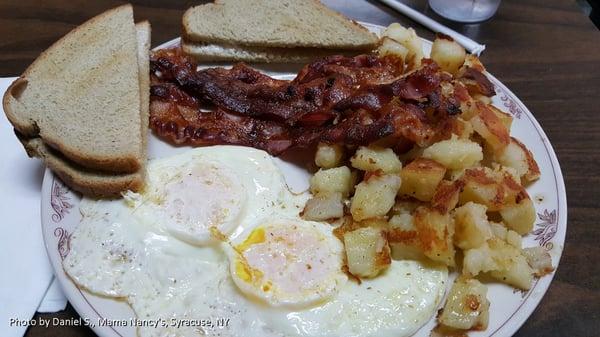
left=181, top=39, right=358, bottom=63
left=136, top=21, right=151, bottom=162
left=2, top=4, right=142, bottom=174
left=19, top=137, right=143, bottom=198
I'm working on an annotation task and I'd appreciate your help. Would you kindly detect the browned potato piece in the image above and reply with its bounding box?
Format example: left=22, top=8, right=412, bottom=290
left=301, top=192, right=344, bottom=221
left=458, top=167, right=527, bottom=212
left=459, top=167, right=505, bottom=211
left=351, top=173, right=401, bottom=221
left=431, top=34, right=466, bottom=74
left=454, top=118, right=474, bottom=139
left=463, top=54, right=486, bottom=72
left=422, top=136, right=483, bottom=170
left=490, top=222, right=523, bottom=248
left=431, top=179, right=464, bottom=213
left=439, top=277, right=490, bottom=330
left=378, top=36, right=410, bottom=63
left=453, top=202, right=493, bottom=250
left=489, top=105, right=513, bottom=131
left=382, top=23, right=424, bottom=69
left=350, top=146, right=402, bottom=173
left=470, top=102, right=510, bottom=153
left=455, top=82, right=479, bottom=121
left=495, top=137, right=541, bottom=183
left=472, top=93, right=492, bottom=105
left=310, top=166, right=353, bottom=197
left=388, top=220, right=424, bottom=261
left=399, top=158, right=446, bottom=202
left=463, top=238, right=534, bottom=290
left=344, top=227, right=391, bottom=278
left=499, top=196, right=536, bottom=235
left=492, top=163, right=521, bottom=184
left=414, top=206, right=456, bottom=266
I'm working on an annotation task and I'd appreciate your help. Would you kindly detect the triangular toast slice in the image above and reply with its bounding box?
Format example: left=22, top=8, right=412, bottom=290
left=183, top=0, right=378, bottom=50
left=3, top=5, right=144, bottom=174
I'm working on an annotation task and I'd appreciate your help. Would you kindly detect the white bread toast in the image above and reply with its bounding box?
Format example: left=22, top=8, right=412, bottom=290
left=2, top=7, right=151, bottom=197
left=3, top=5, right=144, bottom=174
left=182, top=0, right=378, bottom=51
left=19, top=137, right=144, bottom=198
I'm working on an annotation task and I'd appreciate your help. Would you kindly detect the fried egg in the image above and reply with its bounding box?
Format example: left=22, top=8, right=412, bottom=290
left=63, top=146, right=448, bottom=337
left=225, top=218, right=348, bottom=308
left=122, top=146, right=303, bottom=245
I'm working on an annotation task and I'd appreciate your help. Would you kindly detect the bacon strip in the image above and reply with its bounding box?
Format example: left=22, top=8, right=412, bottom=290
left=149, top=48, right=469, bottom=155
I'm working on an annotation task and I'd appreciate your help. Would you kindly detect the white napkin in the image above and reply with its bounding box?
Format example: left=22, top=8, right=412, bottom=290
left=0, top=77, right=66, bottom=337
left=37, top=277, right=68, bottom=313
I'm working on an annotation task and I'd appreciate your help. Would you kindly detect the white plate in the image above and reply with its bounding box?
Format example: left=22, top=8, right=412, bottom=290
left=41, top=23, right=567, bottom=337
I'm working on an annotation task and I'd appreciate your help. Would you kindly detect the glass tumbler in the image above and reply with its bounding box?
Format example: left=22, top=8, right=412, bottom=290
left=428, top=0, right=502, bottom=23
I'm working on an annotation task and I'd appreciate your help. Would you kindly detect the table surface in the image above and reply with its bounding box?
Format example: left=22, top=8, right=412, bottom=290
left=1, top=0, right=598, bottom=336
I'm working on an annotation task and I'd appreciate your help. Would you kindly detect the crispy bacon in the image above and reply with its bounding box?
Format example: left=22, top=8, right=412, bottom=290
left=149, top=48, right=471, bottom=155
left=459, top=67, right=495, bottom=97
left=149, top=82, right=293, bottom=154
left=152, top=50, right=406, bottom=125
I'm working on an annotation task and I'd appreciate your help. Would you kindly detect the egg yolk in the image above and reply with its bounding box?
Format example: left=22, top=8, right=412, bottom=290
left=229, top=221, right=347, bottom=308
left=160, top=163, right=247, bottom=245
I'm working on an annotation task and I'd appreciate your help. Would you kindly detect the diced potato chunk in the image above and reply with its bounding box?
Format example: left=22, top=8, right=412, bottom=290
left=431, top=179, right=464, bottom=213
left=492, top=163, right=521, bottom=183
left=459, top=167, right=504, bottom=211
left=472, top=93, right=492, bottom=105
left=351, top=173, right=401, bottom=221
left=301, top=192, right=344, bottom=221
left=414, top=206, right=456, bottom=266
left=499, top=197, right=536, bottom=235
left=378, top=37, right=410, bottom=62
left=387, top=217, right=423, bottom=261
left=489, top=221, right=521, bottom=248
left=350, top=146, right=402, bottom=173
left=495, top=137, right=541, bottom=183
left=470, top=102, right=510, bottom=153
left=456, top=84, right=478, bottom=121
left=489, top=105, right=513, bottom=131
left=459, top=167, right=526, bottom=212
left=344, top=227, right=391, bottom=278
left=382, top=23, right=424, bottom=68
left=522, top=246, right=554, bottom=277
left=454, top=118, right=474, bottom=139
left=315, top=143, right=344, bottom=169
left=310, top=166, right=353, bottom=197
left=430, top=34, right=466, bottom=74
left=423, top=135, right=483, bottom=170
left=506, top=230, right=522, bottom=249
left=399, top=158, right=446, bottom=202
left=489, top=221, right=507, bottom=237
left=463, top=238, right=534, bottom=290
left=439, top=277, right=490, bottom=330
left=453, top=202, right=492, bottom=250
left=463, top=54, right=486, bottom=72
left=389, top=213, right=415, bottom=231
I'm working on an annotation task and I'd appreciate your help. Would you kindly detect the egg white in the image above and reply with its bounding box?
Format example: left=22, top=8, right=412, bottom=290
left=63, top=146, right=448, bottom=337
